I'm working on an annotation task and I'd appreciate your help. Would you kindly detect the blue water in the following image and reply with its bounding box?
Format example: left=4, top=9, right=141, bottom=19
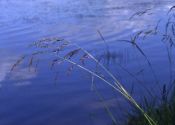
left=0, top=0, right=175, bottom=125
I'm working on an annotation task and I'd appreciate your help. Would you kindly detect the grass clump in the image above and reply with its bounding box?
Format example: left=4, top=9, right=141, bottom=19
left=127, top=86, right=175, bottom=125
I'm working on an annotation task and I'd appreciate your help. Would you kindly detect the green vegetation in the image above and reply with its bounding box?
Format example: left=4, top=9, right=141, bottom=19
left=127, top=85, right=175, bottom=125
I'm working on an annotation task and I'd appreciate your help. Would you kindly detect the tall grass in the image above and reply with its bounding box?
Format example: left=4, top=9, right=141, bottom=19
left=11, top=37, right=157, bottom=125
left=11, top=5, right=175, bottom=125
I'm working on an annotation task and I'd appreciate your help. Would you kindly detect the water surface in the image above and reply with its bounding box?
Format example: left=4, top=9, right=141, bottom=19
left=0, top=0, right=175, bottom=125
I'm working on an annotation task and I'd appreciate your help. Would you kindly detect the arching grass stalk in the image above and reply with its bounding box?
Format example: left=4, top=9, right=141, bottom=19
left=12, top=37, right=157, bottom=125
left=57, top=39, right=157, bottom=125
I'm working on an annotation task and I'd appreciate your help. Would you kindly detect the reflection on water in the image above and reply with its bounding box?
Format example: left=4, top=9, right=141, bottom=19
left=0, top=0, right=175, bottom=125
